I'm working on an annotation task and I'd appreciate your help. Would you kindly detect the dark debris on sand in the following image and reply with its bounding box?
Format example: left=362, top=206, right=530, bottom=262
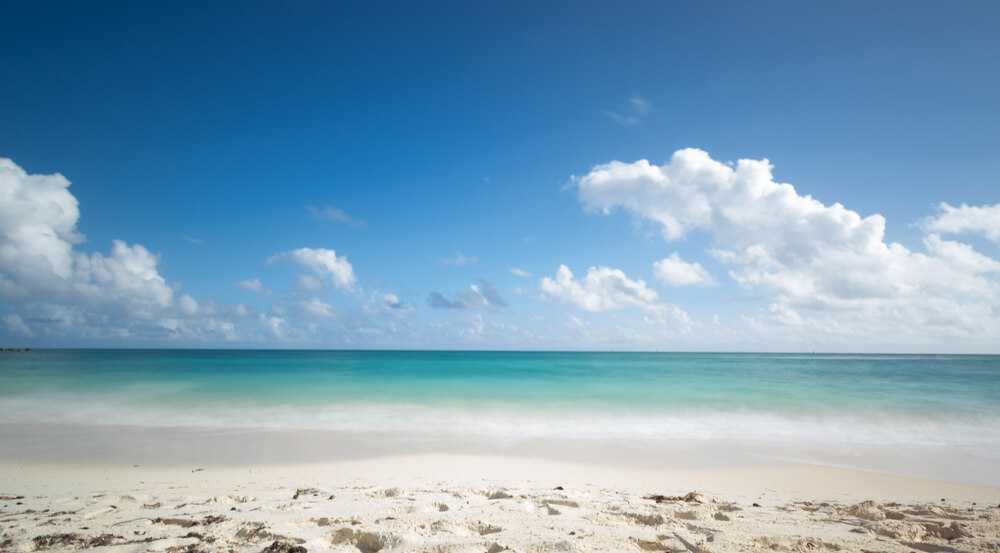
left=643, top=491, right=704, bottom=504
left=260, top=540, right=307, bottom=553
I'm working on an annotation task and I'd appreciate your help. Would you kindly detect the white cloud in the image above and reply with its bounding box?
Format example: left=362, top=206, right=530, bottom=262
left=924, top=202, right=1000, bottom=244
left=382, top=293, right=407, bottom=310
left=0, top=158, right=176, bottom=319
left=575, top=148, right=1000, bottom=344
left=259, top=314, right=289, bottom=339
left=238, top=278, right=264, bottom=293
left=300, top=298, right=335, bottom=317
left=297, top=274, right=323, bottom=291
left=0, top=157, right=258, bottom=343
left=442, top=251, right=478, bottom=267
left=270, top=247, right=356, bottom=289
left=510, top=267, right=532, bottom=278
left=178, top=294, right=199, bottom=316
left=540, top=264, right=658, bottom=312
left=653, top=253, right=713, bottom=286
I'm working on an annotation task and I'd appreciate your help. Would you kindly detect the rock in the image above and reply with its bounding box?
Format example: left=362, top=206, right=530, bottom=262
left=486, top=543, right=506, bottom=553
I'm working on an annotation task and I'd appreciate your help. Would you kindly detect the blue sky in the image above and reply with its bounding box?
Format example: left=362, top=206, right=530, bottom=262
left=2, top=1, right=1000, bottom=351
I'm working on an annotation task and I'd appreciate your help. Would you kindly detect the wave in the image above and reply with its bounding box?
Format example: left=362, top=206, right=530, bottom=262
left=3, top=394, right=999, bottom=450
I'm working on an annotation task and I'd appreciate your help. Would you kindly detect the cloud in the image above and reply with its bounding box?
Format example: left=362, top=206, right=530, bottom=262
left=297, top=275, right=323, bottom=291
left=540, top=265, right=656, bottom=312
left=178, top=294, right=199, bottom=316
left=300, top=298, right=335, bottom=317
left=238, top=278, right=265, bottom=293
left=923, top=202, right=1000, bottom=244
left=307, top=205, right=366, bottom=228
left=269, top=248, right=356, bottom=289
left=605, top=95, right=651, bottom=127
left=3, top=314, right=32, bottom=337
left=510, top=267, right=532, bottom=278
left=182, top=235, right=205, bottom=245
left=427, top=281, right=507, bottom=310
left=575, top=148, right=1000, bottom=342
left=428, top=291, right=466, bottom=309
left=0, top=157, right=252, bottom=342
left=382, top=293, right=407, bottom=310
left=441, top=251, right=478, bottom=267
left=467, top=280, right=508, bottom=308
left=540, top=265, right=691, bottom=333
left=653, top=253, right=713, bottom=286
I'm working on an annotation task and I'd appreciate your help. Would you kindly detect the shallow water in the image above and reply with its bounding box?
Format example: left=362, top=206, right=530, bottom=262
left=1, top=350, right=998, bottom=482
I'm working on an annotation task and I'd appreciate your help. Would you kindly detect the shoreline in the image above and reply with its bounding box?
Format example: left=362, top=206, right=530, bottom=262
left=4, top=453, right=1000, bottom=505
left=3, top=455, right=999, bottom=553
left=3, top=421, right=999, bottom=489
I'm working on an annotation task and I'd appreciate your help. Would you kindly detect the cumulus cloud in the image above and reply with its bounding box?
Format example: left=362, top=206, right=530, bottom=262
left=539, top=264, right=690, bottom=330
left=178, top=294, right=199, bottom=316
left=0, top=158, right=258, bottom=343
left=653, top=253, right=713, bottom=286
left=510, top=267, right=532, bottom=278
left=0, top=158, right=175, bottom=319
left=575, top=148, right=1000, bottom=343
left=540, top=264, right=658, bottom=312
left=923, top=202, right=1000, bottom=244
left=270, top=248, right=356, bottom=289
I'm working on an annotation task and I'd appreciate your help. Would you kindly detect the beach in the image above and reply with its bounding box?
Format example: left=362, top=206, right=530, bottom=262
left=3, top=453, right=1000, bottom=553
left=2, top=351, right=999, bottom=552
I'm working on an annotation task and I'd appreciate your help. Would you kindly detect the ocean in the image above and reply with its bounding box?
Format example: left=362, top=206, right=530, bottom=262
left=1, top=350, right=998, bottom=482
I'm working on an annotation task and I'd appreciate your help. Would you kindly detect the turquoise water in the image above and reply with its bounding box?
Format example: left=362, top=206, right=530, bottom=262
left=1, top=350, right=999, bottom=447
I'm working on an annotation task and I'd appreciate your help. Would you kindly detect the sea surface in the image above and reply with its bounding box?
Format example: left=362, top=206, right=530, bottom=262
left=1, top=350, right=999, bottom=480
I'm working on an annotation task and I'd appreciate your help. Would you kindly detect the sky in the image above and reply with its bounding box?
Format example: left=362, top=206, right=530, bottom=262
left=2, top=1, right=1000, bottom=352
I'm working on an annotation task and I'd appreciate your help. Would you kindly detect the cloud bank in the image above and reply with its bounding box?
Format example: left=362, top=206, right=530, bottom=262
left=576, top=148, right=1000, bottom=345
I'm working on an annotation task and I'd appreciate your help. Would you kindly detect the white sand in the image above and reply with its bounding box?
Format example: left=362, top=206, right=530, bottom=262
left=2, top=454, right=999, bottom=553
